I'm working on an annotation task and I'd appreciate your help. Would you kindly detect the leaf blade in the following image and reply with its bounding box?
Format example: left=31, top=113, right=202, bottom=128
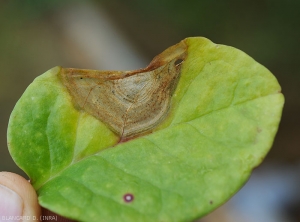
left=8, top=37, right=284, bottom=221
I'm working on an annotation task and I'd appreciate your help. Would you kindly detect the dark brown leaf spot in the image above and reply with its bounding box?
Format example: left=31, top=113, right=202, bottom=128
left=123, top=193, right=134, bottom=203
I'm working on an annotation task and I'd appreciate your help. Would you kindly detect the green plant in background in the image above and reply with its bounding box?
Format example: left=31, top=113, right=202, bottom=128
left=7, top=37, right=284, bottom=222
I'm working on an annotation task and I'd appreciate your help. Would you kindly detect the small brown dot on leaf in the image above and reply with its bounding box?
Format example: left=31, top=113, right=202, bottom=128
left=123, top=193, right=134, bottom=203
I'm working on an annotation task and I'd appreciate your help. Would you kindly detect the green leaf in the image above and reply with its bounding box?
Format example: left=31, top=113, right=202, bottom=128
left=7, top=37, right=284, bottom=222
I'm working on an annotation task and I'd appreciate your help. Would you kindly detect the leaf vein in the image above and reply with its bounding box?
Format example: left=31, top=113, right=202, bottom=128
left=65, top=176, right=145, bottom=216
left=98, top=155, right=183, bottom=206
left=186, top=93, right=280, bottom=124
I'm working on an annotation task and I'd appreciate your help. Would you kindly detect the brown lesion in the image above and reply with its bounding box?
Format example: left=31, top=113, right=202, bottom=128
left=59, top=40, right=187, bottom=140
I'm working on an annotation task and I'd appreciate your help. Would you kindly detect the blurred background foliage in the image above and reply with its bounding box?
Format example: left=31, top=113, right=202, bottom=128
left=0, top=1, right=299, bottom=221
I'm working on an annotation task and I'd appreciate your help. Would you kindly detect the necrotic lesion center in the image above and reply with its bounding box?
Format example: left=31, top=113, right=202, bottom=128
left=60, top=40, right=187, bottom=139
